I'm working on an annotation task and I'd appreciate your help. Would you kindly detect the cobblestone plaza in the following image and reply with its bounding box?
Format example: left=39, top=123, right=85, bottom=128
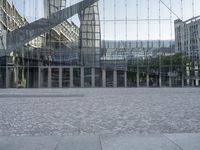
left=0, top=88, right=200, bottom=136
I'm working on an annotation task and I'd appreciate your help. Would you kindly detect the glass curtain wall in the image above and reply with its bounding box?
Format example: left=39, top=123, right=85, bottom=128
left=79, top=2, right=101, bottom=67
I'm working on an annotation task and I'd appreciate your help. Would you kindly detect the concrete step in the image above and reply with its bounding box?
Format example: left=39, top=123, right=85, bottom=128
left=0, top=133, right=199, bottom=150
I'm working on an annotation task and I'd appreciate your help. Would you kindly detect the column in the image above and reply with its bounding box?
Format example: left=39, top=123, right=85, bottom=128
left=196, top=79, right=199, bottom=87
left=186, top=65, right=190, bottom=86
left=6, top=66, right=9, bottom=88
left=59, top=67, right=62, bottom=88
left=195, top=65, right=199, bottom=86
left=146, top=73, right=149, bottom=87
left=113, top=70, right=117, bottom=88
left=102, top=69, right=106, bottom=88
left=169, top=76, right=172, bottom=87
left=15, top=66, right=19, bottom=88
left=192, top=80, right=194, bottom=87
left=124, top=71, right=127, bottom=88
left=48, top=67, right=52, bottom=88
left=159, top=74, right=162, bottom=87
left=81, top=67, right=84, bottom=88
left=182, top=75, right=185, bottom=87
left=70, top=67, right=73, bottom=88
left=26, top=67, right=30, bottom=88
left=137, top=70, right=139, bottom=88
left=22, top=67, right=25, bottom=87
left=91, top=68, right=95, bottom=88
left=38, top=67, right=41, bottom=88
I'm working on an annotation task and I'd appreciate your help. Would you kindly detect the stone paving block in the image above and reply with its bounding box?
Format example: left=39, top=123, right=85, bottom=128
left=165, top=133, right=200, bottom=150
left=56, top=135, right=101, bottom=150
left=101, top=134, right=181, bottom=150
left=0, top=136, right=60, bottom=150
left=1, top=88, right=200, bottom=136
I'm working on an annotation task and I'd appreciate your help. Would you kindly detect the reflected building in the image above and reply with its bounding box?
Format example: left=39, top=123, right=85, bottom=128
left=175, top=17, right=200, bottom=86
left=175, top=16, right=200, bottom=59
left=44, top=0, right=66, bottom=18
left=79, top=2, right=101, bottom=67
left=0, top=0, right=199, bottom=88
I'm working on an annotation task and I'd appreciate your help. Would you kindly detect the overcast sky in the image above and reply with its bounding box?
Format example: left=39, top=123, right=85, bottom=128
left=8, top=0, right=200, bottom=40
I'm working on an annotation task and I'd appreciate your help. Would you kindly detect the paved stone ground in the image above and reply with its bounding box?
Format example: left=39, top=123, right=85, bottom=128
left=0, top=133, right=200, bottom=150
left=0, top=88, right=200, bottom=136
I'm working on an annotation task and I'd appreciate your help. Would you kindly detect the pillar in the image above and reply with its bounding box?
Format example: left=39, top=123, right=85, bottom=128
left=192, top=80, right=194, bottom=87
left=48, top=67, right=52, bottom=88
left=159, top=74, right=162, bottom=87
left=169, top=77, right=172, bottom=87
left=92, top=68, right=95, bottom=88
left=124, top=71, right=127, bottom=88
left=70, top=67, right=73, bottom=88
left=195, top=65, right=199, bottom=87
left=21, top=67, right=25, bottom=87
left=15, top=66, right=19, bottom=88
left=38, top=67, right=41, bottom=88
left=6, top=66, right=9, bottom=88
left=146, top=73, right=149, bottom=87
left=102, top=69, right=106, bottom=88
left=137, top=70, right=139, bottom=88
left=59, top=67, right=62, bottom=88
left=26, top=67, right=30, bottom=88
left=81, top=67, right=84, bottom=88
left=113, top=70, right=117, bottom=88
left=196, top=79, right=199, bottom=86
left=186, top=65, right=190, bottom=86
left=182, top=75, right=185, bottom=87
left=195, top=79, right=199, bottom=87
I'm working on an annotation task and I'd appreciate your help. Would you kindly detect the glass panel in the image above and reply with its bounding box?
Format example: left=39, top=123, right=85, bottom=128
left=117, top=71, right=125, bottom=87
left=84, top=68, right=92, bottom=87
left=28, top=67, right=39, bottom=88
left=62, top=68, right=70, bottom=88
left=7, top=67, right=17, bottom=88
left=161, top=67, right=170, bottom=87
left=52, top=68, right=59, bottom=88
left=95, top=68, right=102, bottom=87
left=73, top=68, right=81, bottom=87
left=106, top=70, right=113, bottom=87
left=0, top=66, right=6, bottom=88
left=139, top=67, right=147, bottom=87
left=149, top=66, right=159, bottom=87
left=40, top=68, right=48, bottom=88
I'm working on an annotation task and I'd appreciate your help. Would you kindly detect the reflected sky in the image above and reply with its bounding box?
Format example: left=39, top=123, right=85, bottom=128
left=7, top=0, right=200, bottom=40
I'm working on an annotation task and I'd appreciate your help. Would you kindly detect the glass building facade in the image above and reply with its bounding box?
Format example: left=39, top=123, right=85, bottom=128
left=79, top=2, right=101, bottom=67
left=0, top=0, right=200, bottom=88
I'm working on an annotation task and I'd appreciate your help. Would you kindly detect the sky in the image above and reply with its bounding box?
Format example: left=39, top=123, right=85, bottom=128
left=7, top=0, right=200, bottom=40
